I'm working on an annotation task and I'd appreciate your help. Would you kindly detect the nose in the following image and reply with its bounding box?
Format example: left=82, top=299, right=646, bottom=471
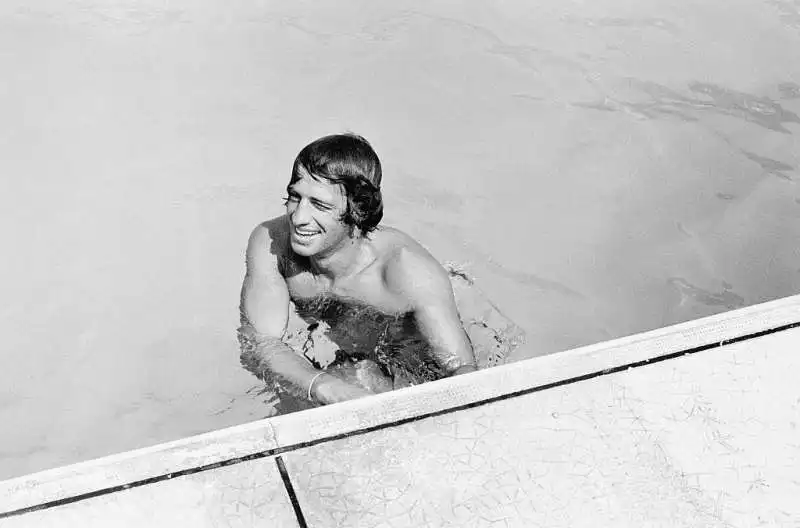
left=289, top=198, right=312, bottom=226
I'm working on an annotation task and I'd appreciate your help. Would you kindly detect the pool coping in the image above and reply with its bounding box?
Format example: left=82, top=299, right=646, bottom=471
left=2, top=293, right=800, bottom=517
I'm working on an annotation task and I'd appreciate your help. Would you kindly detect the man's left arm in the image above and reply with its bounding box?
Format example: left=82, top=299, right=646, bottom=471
left=388, top=249, right=477, bottom=376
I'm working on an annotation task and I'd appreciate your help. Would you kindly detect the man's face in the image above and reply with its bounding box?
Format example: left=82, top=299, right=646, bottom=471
left=285, top=168, right=352, bottom=258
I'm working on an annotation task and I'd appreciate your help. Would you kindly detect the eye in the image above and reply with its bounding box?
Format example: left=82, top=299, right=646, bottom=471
left=283, top=194, right=299, bottom=205
left=312, top=200, right=333, bottom=211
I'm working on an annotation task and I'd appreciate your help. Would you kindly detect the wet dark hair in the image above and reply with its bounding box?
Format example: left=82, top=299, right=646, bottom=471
left=288, top=133, right=384, bottom=235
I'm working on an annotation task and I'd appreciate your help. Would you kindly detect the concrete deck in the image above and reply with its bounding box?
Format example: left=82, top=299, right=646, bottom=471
left=1, top=294, right=798, bottom=527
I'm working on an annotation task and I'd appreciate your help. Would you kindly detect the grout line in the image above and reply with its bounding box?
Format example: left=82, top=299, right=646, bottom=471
left=2, top=320, right=798, bottom=519
left=0, top=450, right=279, bottom=519
left=275, top=456, right=309, bottom=528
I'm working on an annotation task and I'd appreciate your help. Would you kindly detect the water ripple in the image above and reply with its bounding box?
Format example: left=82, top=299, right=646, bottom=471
left=668, top=278, right=746, bottom=310
left=574, top=80, right=800, bottom=134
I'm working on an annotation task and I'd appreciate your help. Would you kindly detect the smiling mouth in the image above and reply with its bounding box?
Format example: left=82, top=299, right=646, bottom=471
left=293, top=227, right=320, bottom=238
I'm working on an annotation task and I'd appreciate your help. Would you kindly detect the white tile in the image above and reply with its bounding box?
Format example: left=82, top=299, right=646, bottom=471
left=1, top=456, right=299, bottom=528
left=1, top=419, right=278, bottom=513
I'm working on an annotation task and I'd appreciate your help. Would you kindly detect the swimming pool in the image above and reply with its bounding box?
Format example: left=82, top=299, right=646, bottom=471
left=1, top=0, right=798, bottom=479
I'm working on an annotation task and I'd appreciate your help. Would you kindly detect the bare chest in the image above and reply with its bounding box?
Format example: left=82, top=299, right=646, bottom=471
left=284, top=267, right=412, bottom=315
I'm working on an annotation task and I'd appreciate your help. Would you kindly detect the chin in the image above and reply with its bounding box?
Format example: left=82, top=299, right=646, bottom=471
left=290, top=240, right=318, bottom=257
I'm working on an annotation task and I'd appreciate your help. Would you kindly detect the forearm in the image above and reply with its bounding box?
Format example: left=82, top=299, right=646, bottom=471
left=254, top=345, right=373, bottom=404
left=238, top=327, right=320, bottom=399
left=238, top=326, right=372, bottom=404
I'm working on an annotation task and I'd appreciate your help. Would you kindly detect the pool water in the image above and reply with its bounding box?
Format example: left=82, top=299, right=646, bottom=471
left=1, top=0, right=799, bottom=480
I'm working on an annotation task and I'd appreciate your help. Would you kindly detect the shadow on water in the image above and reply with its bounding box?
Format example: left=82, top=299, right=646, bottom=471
left=778, top=82, right=800, bottom=99
left=740, top=150, right=795, bottom=181
left=668, top=277, right=746, bottom=311
left=574, top=80, right=800, bottom=135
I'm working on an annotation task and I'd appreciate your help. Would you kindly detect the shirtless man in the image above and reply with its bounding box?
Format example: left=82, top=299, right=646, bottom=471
left=239, top=133, right=477, bottom=406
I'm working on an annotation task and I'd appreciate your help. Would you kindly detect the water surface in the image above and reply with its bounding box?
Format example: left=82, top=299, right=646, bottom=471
left=1, top=0, right=799, bottom=479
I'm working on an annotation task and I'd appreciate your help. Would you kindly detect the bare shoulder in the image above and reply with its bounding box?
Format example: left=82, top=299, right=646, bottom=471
left=249, top=215, right=290, bottom=246
left=369, top=225, right=432, bottom=256
left=376, top=227, right=451, bottom=304
left=246, top=215, right=290, bottom=271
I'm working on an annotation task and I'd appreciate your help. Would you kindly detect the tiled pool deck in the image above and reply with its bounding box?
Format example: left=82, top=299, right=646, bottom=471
left=2, top=294, right=799, bottom=527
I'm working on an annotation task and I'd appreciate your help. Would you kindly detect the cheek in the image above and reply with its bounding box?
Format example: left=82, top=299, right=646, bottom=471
left=322, top=214, right=349, bottom=235
left=320, top=209, right=343, bottom=224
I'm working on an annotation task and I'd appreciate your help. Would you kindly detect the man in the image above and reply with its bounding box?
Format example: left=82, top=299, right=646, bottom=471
left=239, top=133, right=477, bottom=406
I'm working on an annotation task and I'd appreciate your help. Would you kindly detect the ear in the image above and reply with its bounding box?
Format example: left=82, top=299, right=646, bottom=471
left=349, top=224, right=363, bottom=238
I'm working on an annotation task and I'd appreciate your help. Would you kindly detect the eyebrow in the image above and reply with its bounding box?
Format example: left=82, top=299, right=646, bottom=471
left=287, top=186, right=335, bottom=208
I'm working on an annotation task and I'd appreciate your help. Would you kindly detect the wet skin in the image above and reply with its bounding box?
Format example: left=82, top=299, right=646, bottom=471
left=239, top=171, right=477, bottom=406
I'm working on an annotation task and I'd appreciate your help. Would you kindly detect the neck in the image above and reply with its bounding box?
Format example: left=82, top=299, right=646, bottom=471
left=310, top=235, right=369, bottom=281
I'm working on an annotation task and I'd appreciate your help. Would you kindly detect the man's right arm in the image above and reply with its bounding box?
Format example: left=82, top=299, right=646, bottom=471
left=238, top=222, right=372, bottom=405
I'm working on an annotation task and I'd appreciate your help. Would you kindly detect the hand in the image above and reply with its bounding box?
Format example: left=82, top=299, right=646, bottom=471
left=327, top=359, right=394, bottom=394
left=312, top=374, right=375, bottom=405
left=451, top=364, right=478, bottom=376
